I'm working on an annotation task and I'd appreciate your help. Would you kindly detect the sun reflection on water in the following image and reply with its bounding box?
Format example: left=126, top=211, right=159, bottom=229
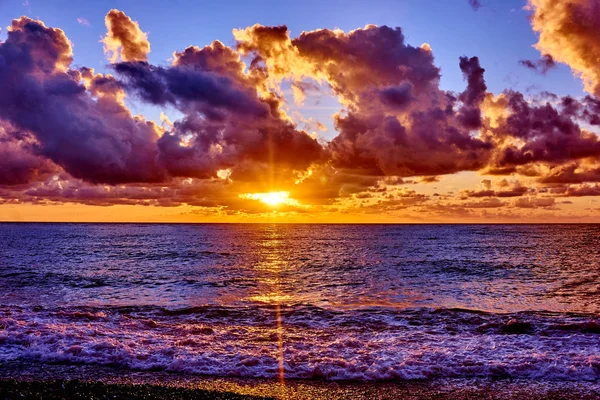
left=253, top=225, right=288, bottom=396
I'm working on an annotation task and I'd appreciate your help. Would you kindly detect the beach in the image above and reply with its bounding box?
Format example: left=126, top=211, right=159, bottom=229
left=2, top=362, right=600, bottom=399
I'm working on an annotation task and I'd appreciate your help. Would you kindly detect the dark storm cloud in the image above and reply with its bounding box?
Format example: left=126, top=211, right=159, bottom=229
left=0, top=17, right=165, bottom=185
left=458, top=56, right=487, bottom=129
left=379, top=82, right=414, bottom=110
left=114, top=61, right=270, bottom=118
left=483, top=91, right=600, bottom=172
left=0, top=122, right=57, bottom=185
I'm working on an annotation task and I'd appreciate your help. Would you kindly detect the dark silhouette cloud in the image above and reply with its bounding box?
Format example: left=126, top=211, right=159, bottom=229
left=458, top=56, right=487, bottom=129
left=519, top=55, right=556, bottom=74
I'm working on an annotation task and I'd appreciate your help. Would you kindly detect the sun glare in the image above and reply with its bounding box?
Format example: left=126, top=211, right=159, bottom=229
left=239, top=191, right=301, bottom=207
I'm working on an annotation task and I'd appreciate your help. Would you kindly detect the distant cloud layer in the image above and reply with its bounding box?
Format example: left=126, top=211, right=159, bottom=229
left=1, top=3, right=600, bottom=220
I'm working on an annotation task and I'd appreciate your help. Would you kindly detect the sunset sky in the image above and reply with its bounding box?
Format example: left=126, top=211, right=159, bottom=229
left=1, top=0, right=600, bottom=222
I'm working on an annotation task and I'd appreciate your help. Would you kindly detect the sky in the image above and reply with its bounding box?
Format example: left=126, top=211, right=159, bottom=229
left=1, top=0, right=600, bottom=222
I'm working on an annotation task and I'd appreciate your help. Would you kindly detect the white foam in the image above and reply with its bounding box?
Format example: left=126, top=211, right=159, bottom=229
left=1, top=307, right=599, bottom=381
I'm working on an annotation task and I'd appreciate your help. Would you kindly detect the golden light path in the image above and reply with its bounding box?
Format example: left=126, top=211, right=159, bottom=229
left=239, top=191, right=302, bottom=207
left=252, top=225, right=288, bottom=397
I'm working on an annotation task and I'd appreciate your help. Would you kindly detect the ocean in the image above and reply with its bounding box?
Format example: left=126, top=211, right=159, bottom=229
left=0, top=223, right=599, bottom=381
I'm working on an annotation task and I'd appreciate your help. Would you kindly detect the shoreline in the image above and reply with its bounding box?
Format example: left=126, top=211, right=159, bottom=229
left=1, top=362, right=599, bottom=399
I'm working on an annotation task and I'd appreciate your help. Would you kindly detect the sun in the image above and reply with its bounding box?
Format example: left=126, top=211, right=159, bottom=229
left=255, top=192, right=289, bottom=206
left=239, top=191, right=302, bottom=207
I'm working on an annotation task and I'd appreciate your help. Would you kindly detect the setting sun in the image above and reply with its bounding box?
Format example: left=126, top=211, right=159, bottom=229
left=239, top=191, right=301, bottom=207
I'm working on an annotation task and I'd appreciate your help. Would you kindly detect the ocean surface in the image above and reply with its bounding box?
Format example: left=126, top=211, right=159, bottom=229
left=0, top=223, right=599, bottom=381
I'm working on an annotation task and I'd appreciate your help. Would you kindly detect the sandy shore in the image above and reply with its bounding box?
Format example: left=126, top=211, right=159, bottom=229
left=1, top=361, right=599, bottom=399
left=0, top=379, right=270, bottom=399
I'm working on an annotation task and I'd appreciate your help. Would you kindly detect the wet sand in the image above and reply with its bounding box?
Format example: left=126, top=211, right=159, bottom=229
left=1, top=361, right=599, bottom=399
left=0, top=379, right=270, bottom=400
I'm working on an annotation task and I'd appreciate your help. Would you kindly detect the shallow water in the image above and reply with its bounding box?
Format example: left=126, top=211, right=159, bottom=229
left=0, top=223, right=599, bottom=381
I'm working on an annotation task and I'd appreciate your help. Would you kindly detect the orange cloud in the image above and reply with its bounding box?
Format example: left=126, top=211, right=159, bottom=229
left=527, top=0, right=600, bottom=95
left=101, top=9, right=150, bottom=62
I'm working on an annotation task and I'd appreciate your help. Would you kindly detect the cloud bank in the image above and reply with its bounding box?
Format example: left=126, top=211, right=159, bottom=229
left=1, top=3, right=600, bottom=220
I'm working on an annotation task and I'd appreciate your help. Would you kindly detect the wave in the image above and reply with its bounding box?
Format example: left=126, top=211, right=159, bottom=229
left=1, top=304, right=600, bottom=381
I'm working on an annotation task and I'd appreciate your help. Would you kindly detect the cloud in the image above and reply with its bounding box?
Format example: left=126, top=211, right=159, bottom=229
left=101, top=9, right=150, bottom=62
left=463, top=184, right=529, bottom=198
left=518, top=54, right=556, bottom=74
left=290, top=81, right=320, bottom=105
left=0, top=12, right=323, bottom=192
left=77, top=17, right=90, bottom=27
left=514, top=197, right=555, bottom=209
left=463, top=198, right=505, bottom=208
left=527, top=0, right=600, bottom=95
left=235, top=24, right=494, bottom=178
left=468, top=0, right=482, bottom=11
left=0, top=17, right=165, bottom=184
left=481, top=90, right=600, bottom=172
left=550, top=183, right=600, bottom=197
left=539, top=163, right=600, bottom=184
left=2, top=10, right=600, bottom=220
left=419, top=176, right=439, bottom=183
left=113, top=40, right=324, bottom=181
left=457, top=56, right=487, bottom=129
left=114, top=61, right=269, bottom=118
left=0, top=121, right=57, bottom=185
left=566, top=184, right=600, bottom=196
left=1, top=175, right=229, bottom=207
